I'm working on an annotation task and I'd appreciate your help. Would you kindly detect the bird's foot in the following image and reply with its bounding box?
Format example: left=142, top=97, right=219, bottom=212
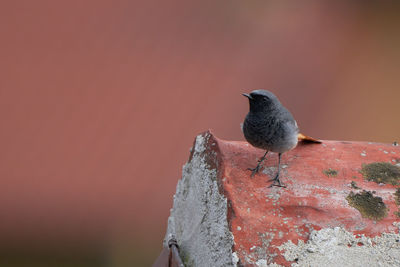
left=247, top=151, right=268, bottom=178
left=247, top=165, right=261, bottom=177
left=268, top=174, right=286, bottom=188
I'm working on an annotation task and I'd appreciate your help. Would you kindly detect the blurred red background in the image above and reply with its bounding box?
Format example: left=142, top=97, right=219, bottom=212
left=1, top=1, right=399, bottom=266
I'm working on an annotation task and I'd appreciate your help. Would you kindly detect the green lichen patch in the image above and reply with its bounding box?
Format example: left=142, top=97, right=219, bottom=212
left=395, top=188, right=400, bottom=206
left=180, top=250, right=193, bottom=267
left=346, top=190, right=387, bottom=221
left=323, top=168, right=338, bottom=177
left=360, top=162, right=400, bottom=185
left=395, top=211, right=400, bottom=218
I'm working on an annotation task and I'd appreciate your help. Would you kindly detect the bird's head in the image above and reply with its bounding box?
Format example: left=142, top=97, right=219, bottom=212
left=242, top=89, right=280, bottom=113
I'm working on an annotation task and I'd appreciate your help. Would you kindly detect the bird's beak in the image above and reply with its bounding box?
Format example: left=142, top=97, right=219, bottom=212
left=242, top=93, right=252, bottom=100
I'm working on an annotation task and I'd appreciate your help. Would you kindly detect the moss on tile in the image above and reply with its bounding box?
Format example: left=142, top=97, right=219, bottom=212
left=346, top=190, right=387, bottom=221
left=323, top=168, right=338, bottom=178
left=360, top=162, right=400, bottom=185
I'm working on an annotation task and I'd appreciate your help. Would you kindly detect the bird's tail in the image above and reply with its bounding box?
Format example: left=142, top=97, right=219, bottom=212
left=298, top=133, right=322, bottom=143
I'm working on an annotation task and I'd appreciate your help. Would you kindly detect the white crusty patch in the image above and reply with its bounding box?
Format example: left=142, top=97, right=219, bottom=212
left=278, top=226, right=400, bottom=267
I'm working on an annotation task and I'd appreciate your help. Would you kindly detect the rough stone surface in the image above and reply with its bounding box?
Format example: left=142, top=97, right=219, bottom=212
left=164, top=133, right=237, bottom=267
left=165, top=131, right=400, bottom=266
left=278, top=226, right=400, bottom=267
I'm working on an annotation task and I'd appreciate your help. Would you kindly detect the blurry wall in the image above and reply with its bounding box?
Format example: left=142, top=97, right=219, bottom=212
left=1, top=1, right=399, bottom=266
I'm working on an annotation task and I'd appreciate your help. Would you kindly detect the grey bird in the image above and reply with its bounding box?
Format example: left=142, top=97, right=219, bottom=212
left=242, top=89, right=299, bottom=187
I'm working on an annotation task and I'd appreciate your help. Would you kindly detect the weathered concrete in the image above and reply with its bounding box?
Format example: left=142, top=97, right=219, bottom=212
left=278, top=225, right=400, bottom=267
left=164, top=131, right=400, bottom=266
left=165, top=133, right=237, bottom=266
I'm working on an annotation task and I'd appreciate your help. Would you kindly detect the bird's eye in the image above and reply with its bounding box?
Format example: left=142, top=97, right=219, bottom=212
left=263, top=96, right=269, bottom=100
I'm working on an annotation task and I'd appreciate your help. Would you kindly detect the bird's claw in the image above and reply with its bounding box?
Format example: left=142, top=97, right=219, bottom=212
left=268, top=175, right=286, bottom=188
left=247, top=166, right=260, bottom=177
left=268, top=182, right=286, bottom=188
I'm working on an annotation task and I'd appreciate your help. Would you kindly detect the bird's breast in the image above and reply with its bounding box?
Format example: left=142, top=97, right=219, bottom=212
left=243, top=113, right=298, bottom=153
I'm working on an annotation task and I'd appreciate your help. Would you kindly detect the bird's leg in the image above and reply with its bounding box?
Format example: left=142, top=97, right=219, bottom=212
left=247, top=150, right=268, bottom=177
left=268, top=153, right=286, bottom=188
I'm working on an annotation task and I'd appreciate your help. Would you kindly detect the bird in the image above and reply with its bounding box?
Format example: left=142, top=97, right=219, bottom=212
left=242, top=89, right=299, bottom=187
